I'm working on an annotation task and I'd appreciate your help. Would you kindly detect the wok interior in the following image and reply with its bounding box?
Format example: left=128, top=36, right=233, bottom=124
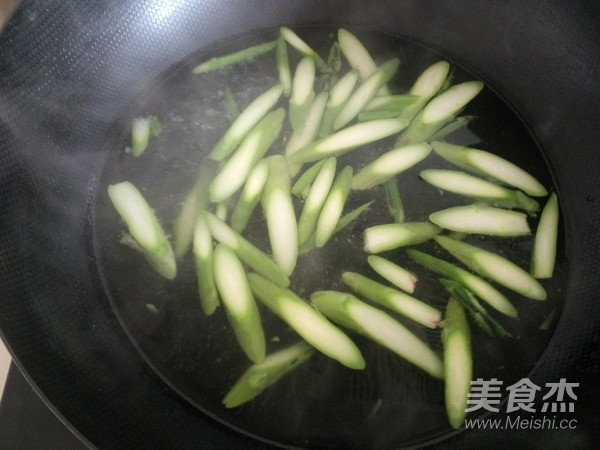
left=94, top=27, right=566, bottom=448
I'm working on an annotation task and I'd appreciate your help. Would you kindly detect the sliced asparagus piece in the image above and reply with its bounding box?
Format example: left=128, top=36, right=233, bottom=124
left=443, top=296, right=472, bottom=429
left=419, top=169, right=539, bottom=213
left=530, top=192, right=559, bottom=278
left=367, top=255, right=418, bottom=293
left=287, top=119, right=407, bottom=164
left=364, top=221, right=441, bottom=253
left=311, top=291, right=443, bottom=378
left=337, top=28, right=391, bottom=95
left=231, top=159, right=269, bottom=233
left=400, top=81, right=483, bottom=143
left=383, top=178, right=405, bottom=222
left=209, top=108, right=285, bottom=203
left=248, top=273, right=365, bottom=370
left=205, top=212, right=290, bottom=287
left=364, top=95, right=421, bottom=112
left=319, top=69, right=359, bottom=136
left=173, top=165, right=213, bottom=258
left=214, top=201, right=228, bottom=222
left=286, top=91, right=329, bottom=175
left=297, top=157, right=337, bottom=245
left=352, top=142, right=432, bottom=190
left=108, top=181, right=176, bottom=280
left=315, top=165, right=353, bottom=247
left=289, top=56, right=316, bottom=131
left=222, top=86, right=240, bottom=121
left=435, top=235, right=547, bottom=300
left=193, top=212, right=219, bottom=315
left=279, top=27, right=328, bottom=70
left=333, top=58, right=400, bottom=130
left=213, top=244, right=266, bottom=363
left=223, top=342, right=314, bottom=408
left=291, top=159, right=327, bottom=199
left=427, top=115, right=474, bottom=141
left=276, top=36, right=292, bottom=96
left=441, top=279, right=512, bottom=338
left=261, top=156, right=298, bottom=275
left=407, top=249, right=518, bottom=317
left=429, top=204, right=531, bottom=236
left=209, top=84, right=284, bottom=161
left=431, top=141, right=548, bottom=197
left=131, top=115, right=161, bottom=157
left=192, top=40, right=276, bottom=74
left=342, top=272, right=441, bottom=328
left=409, top=61, right=451, bottom=102
left=299, top=201, right=373, bottom=255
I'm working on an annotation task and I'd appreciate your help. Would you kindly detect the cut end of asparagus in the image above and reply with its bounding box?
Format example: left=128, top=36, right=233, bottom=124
left=429, top=204, right=531, bottom=236
left=364, top=221, right=441, bottom=253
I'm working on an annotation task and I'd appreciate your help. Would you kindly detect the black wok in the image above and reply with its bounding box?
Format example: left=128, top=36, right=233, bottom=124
left=1, top=0, right=599, bottom=448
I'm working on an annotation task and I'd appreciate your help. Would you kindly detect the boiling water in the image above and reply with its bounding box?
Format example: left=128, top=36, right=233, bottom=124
left=94, top=27, right=566, bottom=449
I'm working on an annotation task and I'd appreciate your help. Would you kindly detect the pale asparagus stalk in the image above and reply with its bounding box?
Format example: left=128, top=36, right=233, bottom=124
left=530, top=192, right=559, bottom=278
left=364, top=221, right=441, bottom=253
left=435, top=235, right=547, bottom=300
left=311, top=291, right=443, bottom=378
left=261, top=155, right=298, bottom=275
left=342, top=272, right=441, bottom=328
left=315, top=165, right=353, bottom=247
left=367, top=255, right=418, bottom=293
left=231, top=159, right=269, bottom=233
left=193, top=211, right=219, bottom=315
left=209, top=84, right=284, bottom=161
left=192, top=40, right=277, bottom=74
left=289, top=56, right=316, bottom=131
left=431, top=141, right=548, bottom=197
left=248, top=273, right=365, bottom=370
left=108, top=181, right=176, bottom=280
left=213, top=244, right=266, bottom=363
left=429, top=204, right=531, bottom=236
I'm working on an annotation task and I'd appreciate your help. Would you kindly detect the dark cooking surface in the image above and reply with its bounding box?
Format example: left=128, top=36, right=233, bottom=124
left=0, top=0, right=599, bottom=449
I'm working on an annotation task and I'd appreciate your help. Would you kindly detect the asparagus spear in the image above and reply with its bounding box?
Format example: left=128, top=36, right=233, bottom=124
left=443, top=296, right=472, bottom=429
left=289, top=56, right=316, bottom=131
left=291, top=159, right=327, bottom=199
left=435, top=235, right=547, bottom=300
left=223, top=342, right=314, bottom=408
left=231, top=159, right=269, bottom=233
left=172, top=165, right=213, bottom=258
left=131, top=115, right=161, bottom=157
left=297, top=157, right=337, bottom=245
left=342, top=272, right=441, bottom=328
left=108, top=181, right=176, bottom=280
left=276, top=36, right=292, bottom=96
left=193, top=211, right=219, bottom=315
left=261, top=156, right=298, bottom=275
left=222, top=86, right=240, bottom=121
left=214, top=201, right=228, bottom=222
left=367, top=255, right=418, bottom=293
left=279, top=27, right=328, bottom=70
left=213, top=244, right=266, bottom=363
left=311, top=291, right=443, bottom=378
left=209, top=84, right=284, bottom=161
left=247, top=273, right=365, bottom=370
left=383, top=178, right=405, bottom=222
left=420, top=169, right=540, bottom=213
left=337, top=28, right=391, bottom=95
left=299, top=201, right=373, bottom=255
left=530, top=192, right=559, bottom=278
left=431, top=141, right=548, bottom=197
left=363, top=221, right=441, bottom=253
left=400, top=81, right=483, bottom=143
left=409, top=61, right=451, bottom=103
left=319, top=69, right=359, bottom=136
left=407, top=249, right=518, bottom=317
left=429, top=204, right=531, bottom=236
left=315, top=165, right=353, bottom=247
left=209, top=108, right=285, bottom=203
left=428, top=115, right=474, bottom=141
left=287, top=118, right=407, bottom=164
left=441, top=279, right=512, bottom=338
left=205, top=212, right=290, bottom=287
left=352, top=142, right=432, bottom=190
left=333, top=58, right=400, bottom=130
left=192, top=40, right=277, bottom=74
